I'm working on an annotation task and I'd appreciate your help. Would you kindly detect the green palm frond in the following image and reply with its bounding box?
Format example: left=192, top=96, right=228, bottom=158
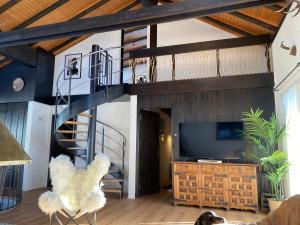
left=242, top=108, right=288, bottom=162
left=261, top=150, right=290, bottom=200
left=241, top=108, right=290, bottom=200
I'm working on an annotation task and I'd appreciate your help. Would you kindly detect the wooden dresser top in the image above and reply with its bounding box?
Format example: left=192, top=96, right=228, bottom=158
left=172, top=161, right=257, bottom=167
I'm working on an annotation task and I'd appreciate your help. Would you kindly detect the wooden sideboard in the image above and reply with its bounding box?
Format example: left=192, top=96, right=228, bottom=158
left=173, top=161, right=258, bottom=212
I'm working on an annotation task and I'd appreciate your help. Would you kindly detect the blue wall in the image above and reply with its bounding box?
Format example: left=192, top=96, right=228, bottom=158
left=0, top=49, right=54, bottom=104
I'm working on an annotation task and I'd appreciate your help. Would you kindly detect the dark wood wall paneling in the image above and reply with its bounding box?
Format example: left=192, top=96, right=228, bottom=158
left=0, top=102, right=28, bottom=147
left=0, top=49, right=55, bottom=104
left=136, top=74, right=275, bottom=161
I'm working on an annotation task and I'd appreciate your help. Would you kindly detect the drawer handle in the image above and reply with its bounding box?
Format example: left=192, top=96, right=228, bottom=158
left=242, top=175, right=256, bottom=179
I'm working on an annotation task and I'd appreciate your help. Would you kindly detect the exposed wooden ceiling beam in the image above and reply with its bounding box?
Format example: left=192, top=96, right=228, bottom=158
left=0, top=0, right=283, bottom=47
left=200, top=16, right=253, bottom=36
left=49, top=37, right=80, bottom=53
left=49, top=0, right=140, bottom=54
left=158, top=0, right=173, bottom=3
left=0, top=59, right=12, bottom=69
left=139, top=0, right=158, bottom=7
left=0, top=0, right=110, bottom=66
left=124, top=44, right=147, bottom=54
left=124, top=36, right=147, bottom=44
left=0, top=0, right=20, bottom=14
left=0, top=45, right=37, bottom=67
left=229, top=11, right=277, bottom=32
left=265, top=4, right=283, bottom=11
left=29, top=0, right=111, bottom=48
left=124, top=26, right=147, bottom=34
left=14, top=0, right=71, bottom=29
left=130, top=34, right=271, bottom=58
left=0, top=56, right=7, bottom=64
left=68, top=0, right=112, bottom=21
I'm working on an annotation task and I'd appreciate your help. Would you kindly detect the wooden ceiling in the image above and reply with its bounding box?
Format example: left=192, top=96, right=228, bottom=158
left=0, top=0, right=287, bottom=69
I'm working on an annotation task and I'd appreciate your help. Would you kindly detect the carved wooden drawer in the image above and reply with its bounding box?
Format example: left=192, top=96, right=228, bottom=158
left=176, top=186, right=200, bottom=203
left=201, top=164, right=226, bottom=173
left=228, top=174, right=258, bottom=210
left=228, top=190, right=258, bottom=210
left=201, top=189, right=228, bottom=208
left=174, top=163, right=198, bottom=172
left=201, top=173, right=227, bottom=190
left=177, top=173, right=198, bottom=188
left=228, top=175, right=257, bottom=192
left=227, top=165, right=256, bottom=175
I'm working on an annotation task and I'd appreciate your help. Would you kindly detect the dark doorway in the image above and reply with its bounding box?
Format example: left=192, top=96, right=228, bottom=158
left=138, top=109, right=160, bottom=196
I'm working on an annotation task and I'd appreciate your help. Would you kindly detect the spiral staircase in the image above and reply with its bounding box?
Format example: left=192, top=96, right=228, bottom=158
left=54, top=45, right=126, bottom=198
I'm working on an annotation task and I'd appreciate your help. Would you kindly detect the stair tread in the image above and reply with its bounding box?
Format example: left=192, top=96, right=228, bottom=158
left=103, top=179, right=123, bottom=183
left=64, top=121, right=89, bottom=125
left=57, top=130, right=88, bottom=134
left=67, top=147, right=87, bottom=150
left=79, top=112, right=93, bottom=118
left=103, top=188, right=122, bottom=193
left=109, top=169, right=122, bottom=173
left=58, top=139, right=87, bottom=142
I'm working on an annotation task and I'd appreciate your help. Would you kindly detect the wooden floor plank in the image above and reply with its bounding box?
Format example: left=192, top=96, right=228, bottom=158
left=0, top=189, right=266, bottom=225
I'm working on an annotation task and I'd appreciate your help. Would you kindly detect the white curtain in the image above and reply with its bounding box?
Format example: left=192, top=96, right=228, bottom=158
left=282, top=83, right=300, bottom=196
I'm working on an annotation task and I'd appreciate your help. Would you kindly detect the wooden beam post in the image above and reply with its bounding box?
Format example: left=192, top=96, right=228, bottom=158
left=149, top=24, right=157, bottom=82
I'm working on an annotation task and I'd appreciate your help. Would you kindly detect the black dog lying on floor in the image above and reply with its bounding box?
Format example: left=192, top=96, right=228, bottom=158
left=194, top=211, right=227, bottom=225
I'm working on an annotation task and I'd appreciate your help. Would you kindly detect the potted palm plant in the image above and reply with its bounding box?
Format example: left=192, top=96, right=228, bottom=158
left=241, top=108, right=289, bottom=211
left=261, top=150, right=290, bottom=211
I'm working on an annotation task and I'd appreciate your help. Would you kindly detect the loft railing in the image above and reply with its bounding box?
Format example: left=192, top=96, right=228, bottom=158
left=127, top=35, right=272, bottom=84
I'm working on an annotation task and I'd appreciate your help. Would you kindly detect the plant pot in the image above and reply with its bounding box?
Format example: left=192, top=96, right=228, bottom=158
left=268, top=198, right=282, bottom=212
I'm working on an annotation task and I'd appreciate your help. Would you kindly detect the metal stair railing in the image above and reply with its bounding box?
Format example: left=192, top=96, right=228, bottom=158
left=54, top=45, right=126, bottom=166
left=54, top=45, right=126, bottom=130
left=72, top=119, right=126, bottom=177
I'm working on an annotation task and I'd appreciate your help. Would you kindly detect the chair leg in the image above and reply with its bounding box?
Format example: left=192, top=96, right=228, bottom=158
left=49, top=214, right=54, bottom=225
left=54, top=213, right=64, bottom=225
left=93, top=212, right=97, bottom=225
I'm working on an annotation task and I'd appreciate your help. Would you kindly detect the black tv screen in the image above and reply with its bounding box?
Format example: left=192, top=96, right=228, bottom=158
left=179, top=122, right=244, bottom=160
left=216, top=122, right=244, bottom=140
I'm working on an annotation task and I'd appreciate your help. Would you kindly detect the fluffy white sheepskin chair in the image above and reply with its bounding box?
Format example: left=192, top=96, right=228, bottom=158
left=38, top=154, right=110, bottom=224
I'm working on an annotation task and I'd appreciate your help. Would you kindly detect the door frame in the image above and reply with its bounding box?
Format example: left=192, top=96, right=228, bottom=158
left=136, top=109, right=160, bottom=197
left=135, top=107, right=173, bottom=197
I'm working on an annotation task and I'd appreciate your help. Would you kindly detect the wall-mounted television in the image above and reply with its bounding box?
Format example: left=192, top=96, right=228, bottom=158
left=216, top=122, right=244, bottom=140
left=179, top=122, right=245, bottom=160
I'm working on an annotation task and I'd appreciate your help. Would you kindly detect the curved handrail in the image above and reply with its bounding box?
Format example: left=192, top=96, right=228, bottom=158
left=56, top=45, right=120, bottom=93
left=55, top=44, right=137, bottom=96
left=97, top=120, right=126, bottom=145
left=55, top=85, right=124, bottom=129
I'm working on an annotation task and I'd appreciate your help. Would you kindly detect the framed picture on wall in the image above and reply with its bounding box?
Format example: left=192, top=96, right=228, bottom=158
left=64, top=53, right=82, bottom=80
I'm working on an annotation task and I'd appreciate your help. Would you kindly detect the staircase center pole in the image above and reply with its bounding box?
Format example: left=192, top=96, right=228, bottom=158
left=87, top=44, right=100, bottom=165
